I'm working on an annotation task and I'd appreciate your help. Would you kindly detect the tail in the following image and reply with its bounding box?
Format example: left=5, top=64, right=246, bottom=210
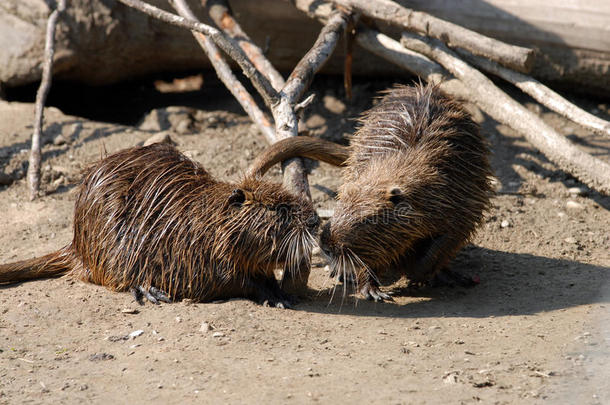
left=246, top=136, right=350, bottom=179
left=0, top=246, right=73, bottom=284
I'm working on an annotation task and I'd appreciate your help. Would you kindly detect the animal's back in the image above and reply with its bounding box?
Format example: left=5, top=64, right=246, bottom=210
left=347, top=83, right=483, bottom=180
left=71, top=143, right=222, bottom=299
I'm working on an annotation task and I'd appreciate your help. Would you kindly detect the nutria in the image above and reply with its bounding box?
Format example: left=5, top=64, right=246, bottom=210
left=0, top=143, right=319, bottom=308
left=251, top=83, right=494, bottom=301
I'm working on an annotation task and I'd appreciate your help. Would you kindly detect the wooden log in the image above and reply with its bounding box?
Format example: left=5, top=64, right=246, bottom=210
left=1, top=0, right=609, bottom=93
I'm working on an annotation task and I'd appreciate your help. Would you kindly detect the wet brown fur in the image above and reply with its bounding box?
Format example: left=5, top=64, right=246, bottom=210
left=0, top=143, right=318, bottom=304
left=252, top=83, right=494, bottom=297
left=321, top=83, right=494, bottom=294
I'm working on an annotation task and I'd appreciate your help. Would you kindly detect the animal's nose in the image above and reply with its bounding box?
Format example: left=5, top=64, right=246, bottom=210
left=306, top=212, right=320, bottom=229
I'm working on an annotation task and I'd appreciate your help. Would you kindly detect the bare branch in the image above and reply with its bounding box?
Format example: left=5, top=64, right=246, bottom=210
left=282, top=10, right=349, bottom=104
left=331, top=0, right=534, bottom=73
left=203, top=0, right=285, bottom=91
left=170, top=0, right=275, bottom=143
left=28, top=0, right=66, bottom=201
left=117, top=0, right=279, bottom=108
left=343, top=16, right=356, bottom=100
left=400, top=32, right=610, bottom=194
left=457, top=50, right=610, bottom=138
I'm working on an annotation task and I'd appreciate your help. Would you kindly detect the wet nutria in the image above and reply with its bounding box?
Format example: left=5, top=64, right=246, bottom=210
left=250, top=83, right=494, bottom=301
left=0, top=143, right=319, bottom=308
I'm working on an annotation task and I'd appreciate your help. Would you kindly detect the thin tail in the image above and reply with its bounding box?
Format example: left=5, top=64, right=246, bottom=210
left=0, top=246, right=73, bottom=284
left=246, top=136, right=350, bottom=179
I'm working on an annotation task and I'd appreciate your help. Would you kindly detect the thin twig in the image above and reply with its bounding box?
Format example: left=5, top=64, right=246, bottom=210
left=170, top=0, right=276, bottom=143
left=457, top=50, right=610, bottom=138
left=282, top=10, right=349, bottom=104
left=203, top=0, right=285, bottom=91
left=343, top=15, right=356, bottom=100
left=331, top=0, right=534, bottom=73
left=326, top=21, right=610, bottom=194
left=117, top=0, right=279, bottom=108
left=28, top=0, right=66, bottom=201
left=400, top=32, right=610, bottom=194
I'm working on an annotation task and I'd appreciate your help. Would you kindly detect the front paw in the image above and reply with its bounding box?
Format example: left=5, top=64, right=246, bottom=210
left=360, top=282, right=394, bottom=302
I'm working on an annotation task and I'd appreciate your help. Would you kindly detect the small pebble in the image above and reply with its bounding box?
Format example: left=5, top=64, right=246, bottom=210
left=316, top=209, right=334, bottom=219
left=568, top=187, right=586, bottom=196
left=175, top=119, right=191, bottom=134
left=500, top=220, right=510, bottom=228
left=182, top=298, right=194, bottom=306
left=564, top=237, right=577, bottom=244
left=566, top=200, right=584, bottom=210
left=200, top=322, right=213, bottom=333
left=120, top=308, right=139, bottom=314
left=53, top=134, right=67, bottom=145
left=129, top=330, right=144, bottom=339
left=143, top=132, right=175, bottom=147
left=212, top=332, right=224, bottom=338
left=175, top=317, right=182, bottom=323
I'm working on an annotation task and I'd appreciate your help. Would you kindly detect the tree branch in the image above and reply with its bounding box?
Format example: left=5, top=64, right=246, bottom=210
left=28, top=0, right=66, bottom=200
left=331, top=0, right=534, bottom=73
left=282, top=10, right=349, bottom=104
left=400, top=32, right=610, bottom=194
left=203, top=0, right=285, bottom=91
left=170, top=0, right=276, bottom=143
left=117, top=0, right=280, bottom=108
left=456, top=50, right=610, bottom=138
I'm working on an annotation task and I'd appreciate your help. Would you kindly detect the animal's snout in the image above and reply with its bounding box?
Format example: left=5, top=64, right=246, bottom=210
left=306, top=212, right=320, bottom=229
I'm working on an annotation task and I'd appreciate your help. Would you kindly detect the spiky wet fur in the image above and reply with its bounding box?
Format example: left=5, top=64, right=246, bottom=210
left=1, top=144, right=317, bottom=303
left=321, top=83, right=494, bottom=292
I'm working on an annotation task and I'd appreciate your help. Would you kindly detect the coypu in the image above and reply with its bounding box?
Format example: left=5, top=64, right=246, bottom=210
left=0, top=143, right=318, bottom=308
left=250, top=83, right=494, bottom=301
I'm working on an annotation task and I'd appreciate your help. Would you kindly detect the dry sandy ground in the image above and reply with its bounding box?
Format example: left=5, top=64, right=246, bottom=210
left=0, top=77, right=608, bottom=404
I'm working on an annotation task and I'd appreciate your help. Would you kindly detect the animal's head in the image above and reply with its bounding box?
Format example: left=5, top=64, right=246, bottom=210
left=320, top=156, right=436, bottom=283
left=215, top=178, right=319, bottom=275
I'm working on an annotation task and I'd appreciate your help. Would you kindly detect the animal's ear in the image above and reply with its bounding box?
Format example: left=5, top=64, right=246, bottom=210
left=387, top=187, right=403, bottom=205
left=227, top=188, right=246, bottom=207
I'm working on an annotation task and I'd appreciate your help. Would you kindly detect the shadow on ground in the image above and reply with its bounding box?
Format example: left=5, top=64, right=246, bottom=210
left=303, top=246, right=609, bottom=318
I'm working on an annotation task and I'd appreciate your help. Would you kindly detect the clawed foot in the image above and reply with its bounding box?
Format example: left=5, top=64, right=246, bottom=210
left=259, top=289, right=295, bottom=309
left=131, top=286, right=171, bottom=305
left=360, top=282, right=394, bottom=302
left=430, top=268, right=478, bottom=288
left=252, top=277, right=295, bottom=309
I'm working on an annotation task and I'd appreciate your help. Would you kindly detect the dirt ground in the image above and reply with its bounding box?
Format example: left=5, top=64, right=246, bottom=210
left=0, top=75, right=608, bottom=404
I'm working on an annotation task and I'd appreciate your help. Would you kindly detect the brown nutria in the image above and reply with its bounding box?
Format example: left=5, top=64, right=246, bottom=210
left=251, top=83, right=494, bottom=301
left=0, top=143, right=319, bottom=308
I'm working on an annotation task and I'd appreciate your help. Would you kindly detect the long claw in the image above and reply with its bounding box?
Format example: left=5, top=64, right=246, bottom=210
left=149, top=286, right=171, bottom=303
left=360, top=282, right=393, bottom=302
left=131, top=287, right=145, bottom=305
left=131, top=286, right=171, bottom=305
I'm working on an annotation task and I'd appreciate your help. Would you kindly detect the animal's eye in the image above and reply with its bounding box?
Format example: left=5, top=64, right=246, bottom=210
left=227, top=189, right=246, bottom=207
left=388, top=187, right=402, bottom=205
left=275, top=203, right=291, bottom=215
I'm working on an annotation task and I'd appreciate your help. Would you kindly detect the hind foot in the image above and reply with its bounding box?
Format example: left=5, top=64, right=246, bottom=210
left=430, top=268, right=478, bottom=288
left=131, top=286, right=171, bottom=305
left=360, top=281, right=394, bottom=302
